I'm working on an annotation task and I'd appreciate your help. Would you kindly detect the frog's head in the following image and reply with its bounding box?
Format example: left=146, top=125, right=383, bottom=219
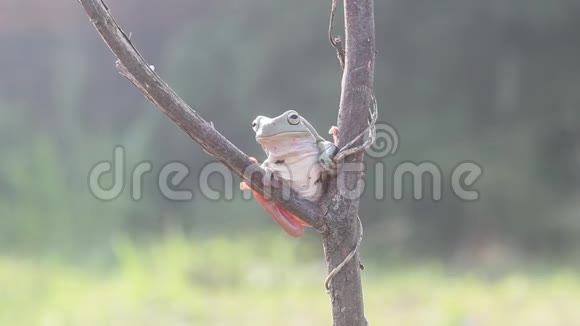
left=252, top=110, right=312, bottom=144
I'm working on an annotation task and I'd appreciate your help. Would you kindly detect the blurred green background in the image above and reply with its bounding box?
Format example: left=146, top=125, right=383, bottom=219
left=1, top=0, right=580, bottom=324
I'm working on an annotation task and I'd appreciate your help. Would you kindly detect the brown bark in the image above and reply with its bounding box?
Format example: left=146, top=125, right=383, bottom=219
left=322, top=0, right=375, bottom=325
left=76, top=0, right=325, bottom=231
left=77, top=0, right=374, bottom=324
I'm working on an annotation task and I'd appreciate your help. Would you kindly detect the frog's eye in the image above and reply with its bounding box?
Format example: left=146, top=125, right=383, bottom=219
left=252, top=122, right=257, bottom=128
left=287, top=113, right=300, bottom=125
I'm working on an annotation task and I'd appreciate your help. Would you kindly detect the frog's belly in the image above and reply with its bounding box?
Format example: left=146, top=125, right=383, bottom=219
left=268, top=154, right=324, bottom=201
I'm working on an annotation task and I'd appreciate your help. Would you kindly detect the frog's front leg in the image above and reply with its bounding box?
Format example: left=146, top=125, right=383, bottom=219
left=318, top=126, right=339, bottom=173
left=239, top=157, right=309, bottom=237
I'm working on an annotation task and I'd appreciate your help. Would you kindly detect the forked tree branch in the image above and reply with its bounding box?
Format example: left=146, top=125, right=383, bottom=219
left=78, top=0, right=374, bottom=325
left=76, top=0, right=325, bottom=231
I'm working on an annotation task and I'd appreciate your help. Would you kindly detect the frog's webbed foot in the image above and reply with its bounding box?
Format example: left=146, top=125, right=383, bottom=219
left=319, top=145, right=338, bottom=173
left=240, top=157, right=308, bottom=237
left=317, top=126, right=339, bottom=174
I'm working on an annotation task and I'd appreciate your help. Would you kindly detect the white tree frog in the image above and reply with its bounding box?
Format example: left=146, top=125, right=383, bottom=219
left=240, top=110, right=338, bottom=237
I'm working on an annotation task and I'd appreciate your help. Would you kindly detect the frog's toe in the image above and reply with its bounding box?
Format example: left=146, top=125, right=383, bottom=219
left=328, top=126, right=338, bottom=145
left=319, top=156, right=337, bottom=173
left=239, top=181, right=251, bottom=190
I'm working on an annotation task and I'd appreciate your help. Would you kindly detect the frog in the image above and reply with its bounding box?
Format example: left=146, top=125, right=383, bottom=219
left=240, top=110, right=339, bottom=237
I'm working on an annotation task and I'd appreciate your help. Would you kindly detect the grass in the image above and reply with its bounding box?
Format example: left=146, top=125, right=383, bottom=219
left=1, top=234, right=580, bottom=325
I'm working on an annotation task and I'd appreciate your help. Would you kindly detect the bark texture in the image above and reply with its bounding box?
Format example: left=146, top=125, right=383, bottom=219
left=322, top=0, right=375, bottom=325
left=77, top=0, right=375, bottom=324
left=76, top=0, right=325, bottom=230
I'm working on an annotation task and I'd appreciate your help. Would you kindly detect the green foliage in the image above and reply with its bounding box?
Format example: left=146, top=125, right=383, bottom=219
left=1, top=236, right=580, bottom=325
left=2, top=0, right=580, bottom=262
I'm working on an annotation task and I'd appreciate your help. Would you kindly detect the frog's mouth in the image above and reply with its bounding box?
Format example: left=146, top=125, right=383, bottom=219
left=255, top=131, right=310, bottom=142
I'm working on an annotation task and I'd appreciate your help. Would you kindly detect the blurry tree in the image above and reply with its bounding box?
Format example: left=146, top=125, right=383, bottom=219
left=0, top=0, right=579, bottom=269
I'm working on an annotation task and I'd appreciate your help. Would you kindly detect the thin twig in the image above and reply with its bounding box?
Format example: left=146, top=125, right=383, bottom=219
left=333, top=89, right=378, bottom=162
left=325, top=215, right=363, bottom=292
left=329, top=0, right=345, bottom=69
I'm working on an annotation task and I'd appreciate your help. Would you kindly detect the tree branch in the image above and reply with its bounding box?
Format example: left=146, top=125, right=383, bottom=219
left=78, top=0, right=375, bottom=325
left=322, top=0, right=375, bottom=325
left=76, top=0, right=325, bottom=231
